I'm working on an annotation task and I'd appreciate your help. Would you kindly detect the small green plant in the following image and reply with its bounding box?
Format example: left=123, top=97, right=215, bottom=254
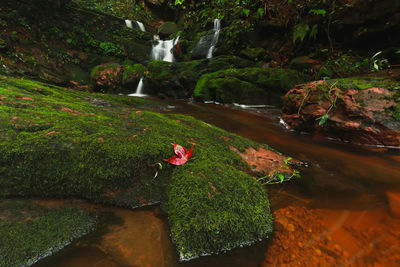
left=316, top=81, right=339, bottom=126
left=99, top=42, right=122, bottom=56
left=257, top=157, right=300, bottom=185
left=371, top=51, right=389, bottom=71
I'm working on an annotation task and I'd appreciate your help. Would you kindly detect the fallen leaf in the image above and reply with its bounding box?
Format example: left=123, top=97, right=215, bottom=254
left=163, top=143, right=193, bottom=166
left=46, top=131, right=59, bottom=136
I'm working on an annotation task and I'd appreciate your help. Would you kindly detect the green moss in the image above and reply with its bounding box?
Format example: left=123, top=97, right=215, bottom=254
left=0, top=76, right=283, bottom=260
left=164, top=161, right=273, bottom=260
left=122, top=62, right=146, bottom=86
left=332, top=76, right=400, bottom=91
left=194, top=67, right=308, bottom=105
left=0, top=200, right=97, bottom=267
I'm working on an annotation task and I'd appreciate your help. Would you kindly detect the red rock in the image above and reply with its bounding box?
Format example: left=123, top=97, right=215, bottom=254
left=386, top=191, right=400, bottom=218
left=282, top=78, right=400, bottom=147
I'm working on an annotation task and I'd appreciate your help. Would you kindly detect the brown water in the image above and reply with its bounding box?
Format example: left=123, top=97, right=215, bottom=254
left=35, top=101, right=400, bottom=267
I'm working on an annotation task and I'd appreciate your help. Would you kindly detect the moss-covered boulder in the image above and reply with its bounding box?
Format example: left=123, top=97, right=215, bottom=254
left=0, top=76, right=287, bottom=261
left=90, top=63, right=123, bottom=92
left=194, top=67, right=309, bottom=105
left=0, top=200, right=97, bottom=266
left=282, top=75, right=400, bottom=146
left=122, top=62, right=146, bottom=88
left=145, top=56, right=253, bottom=98
left=145, top=60, right=186, bottom=98
left=158, top=21, right=179, bottom=37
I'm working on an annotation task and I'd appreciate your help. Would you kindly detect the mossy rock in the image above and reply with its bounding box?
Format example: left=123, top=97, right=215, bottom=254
left=164, top=161, right=273, bottom=260
left=158, top=21, right=179, bottom=37
left=0, top=76, right=286, bottom=260
left=240, top=47, right=269, bottom=62
left=194, top=67, right=309, bottom=105
left=145, top=56, right=254, bottom=97
left=122, top=62, right=146, bottom=88
left=0, top=200, right=97, bottom=266
left=145, top=60, right=186, bottom=98
left=90, top=63, right=122, bottom=93
left=120, top=38, right=151, bottom=63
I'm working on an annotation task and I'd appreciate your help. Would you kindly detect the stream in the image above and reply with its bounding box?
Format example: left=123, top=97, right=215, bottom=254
left=34, top=101, right=400, bottom=267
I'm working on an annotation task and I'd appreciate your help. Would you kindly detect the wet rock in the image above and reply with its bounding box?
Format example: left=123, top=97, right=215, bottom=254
left=190, top=31, right=215, bottom=60
left=386, top=191, right=400, bottom=218
left=282, top=76, right=400, bottom=147
left=157, top=21, right=179, bottom=37
left=121, top=63, right=146, bottom=88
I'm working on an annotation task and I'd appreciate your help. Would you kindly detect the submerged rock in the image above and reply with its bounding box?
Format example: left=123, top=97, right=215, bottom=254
left=387, top=191, right=400, bottom=218
left=282, top=76, right=400, bottom=147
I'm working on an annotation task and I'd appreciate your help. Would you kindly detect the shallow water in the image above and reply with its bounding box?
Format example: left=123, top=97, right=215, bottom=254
left=34, top=101, right=400, bottom=267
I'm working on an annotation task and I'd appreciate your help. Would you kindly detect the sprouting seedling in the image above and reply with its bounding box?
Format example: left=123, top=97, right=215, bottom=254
left=153, top=162, right=163, bottom=179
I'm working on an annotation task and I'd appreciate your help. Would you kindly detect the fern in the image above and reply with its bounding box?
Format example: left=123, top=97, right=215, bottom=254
left=293, top=23, right=310, bottom=43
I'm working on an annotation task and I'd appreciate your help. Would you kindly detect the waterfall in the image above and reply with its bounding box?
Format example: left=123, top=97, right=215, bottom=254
left=128, top=78, right=146, bottom=97
left=136, top=21, right=146, bottom=32
left=125, top=19, right=146, bottom=32
left=151, top=35, right=180, bottom=62
left=206, top=19, right=221, bottom=59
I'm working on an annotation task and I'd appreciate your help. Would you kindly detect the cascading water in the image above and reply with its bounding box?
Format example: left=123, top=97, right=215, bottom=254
left=128, top=77, right=146, bottom=97
left=151, top=35, right=180, bottom=62
left=127, top=26, right=180, bottom=97
left=125, top=19, right=146, bottom=32
left=206, top=19, right=221, bottom=59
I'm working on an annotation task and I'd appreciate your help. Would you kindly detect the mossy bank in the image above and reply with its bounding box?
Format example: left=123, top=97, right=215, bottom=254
left=0, top=200, right=97, bottom=267
left=0, top=76, right=282, bottom=261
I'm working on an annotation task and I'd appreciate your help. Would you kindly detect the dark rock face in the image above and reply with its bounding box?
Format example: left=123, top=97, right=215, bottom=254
left=190, top=32, right=215, bottom=60
left=282, top=77, right=400, bottom=147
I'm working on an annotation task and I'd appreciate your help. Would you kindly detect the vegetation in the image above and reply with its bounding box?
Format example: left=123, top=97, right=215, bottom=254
left=0, top=200, right=97, bottom=266
left=0, top=76, right=277, bottom=260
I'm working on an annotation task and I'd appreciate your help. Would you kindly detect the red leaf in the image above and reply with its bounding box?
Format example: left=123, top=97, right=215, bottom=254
left=164, top=143, right=194, bottom=166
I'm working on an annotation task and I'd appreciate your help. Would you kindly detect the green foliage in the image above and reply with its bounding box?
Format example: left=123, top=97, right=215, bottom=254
left=99, top=41, right=122, bottom=56
left=318, top=52, right=371, bottom=78
left=293, top=23, right=310, bottom=43
left=257, top=157, right=301, bottom=185
left=309, top=8, right=326, bottom=16
left=371, top=51, right=389, bottom=71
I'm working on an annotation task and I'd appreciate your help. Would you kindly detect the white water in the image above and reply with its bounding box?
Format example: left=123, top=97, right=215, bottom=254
left=206, top=19, right=221, bottom=59
left=128, top=78, right=146, bottom=97
left=136, top=21, right=146, bottom=32
left=151, top=35, right=180, bottom=62
left=125, top=19, right=146, bottom=32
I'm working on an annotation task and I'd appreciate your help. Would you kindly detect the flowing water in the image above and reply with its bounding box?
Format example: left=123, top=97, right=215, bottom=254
left=151, top=36, right=180, bottom=62
left=206, top=19, right=221, bottom=59
left=34, top=101, right=400, bottom=267
left=125, top=20, right=146, bottom=32
left=128, top=77, right=146, bottom=97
